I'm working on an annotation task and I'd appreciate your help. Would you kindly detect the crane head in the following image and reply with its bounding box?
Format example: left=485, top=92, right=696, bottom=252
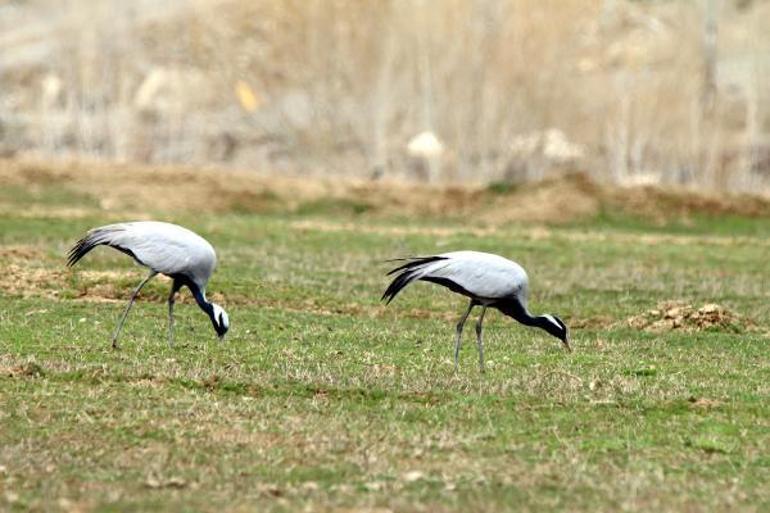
left=211, top=303, right=230, bottom=339
left=541, top=314, right=571, bottom=352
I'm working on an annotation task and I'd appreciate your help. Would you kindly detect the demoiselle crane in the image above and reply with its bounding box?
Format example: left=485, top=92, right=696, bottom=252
left=67, top=221, right=229, bottom=348
left=382, top=251, right=570, bottom=371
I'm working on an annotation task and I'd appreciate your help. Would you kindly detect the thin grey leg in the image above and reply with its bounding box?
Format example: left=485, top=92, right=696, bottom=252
left=111, top=270, right=157, bottom=349
left=167, top=282, right=180, bottom=348
left=475, top=306, right=488, bottom=372
left=454, top=300, right=475, bottom=370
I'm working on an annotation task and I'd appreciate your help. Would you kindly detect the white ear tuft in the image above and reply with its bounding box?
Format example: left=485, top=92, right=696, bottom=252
left=542, top=314, right=562, bottom=332
left=212, top=303, right=229, bottom=329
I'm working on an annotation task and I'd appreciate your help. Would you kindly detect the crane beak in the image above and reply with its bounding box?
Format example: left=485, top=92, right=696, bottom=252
left=562, top=335, right=572, bottom=353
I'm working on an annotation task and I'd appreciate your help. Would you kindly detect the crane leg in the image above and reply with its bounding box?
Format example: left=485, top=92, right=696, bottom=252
left=475, top=306, right=487, bottom=373
left=167, top=280, right=182, bottom=348
left=111, top=270, right=157, bottom=349
left=454, top=299, right=475, bottom=370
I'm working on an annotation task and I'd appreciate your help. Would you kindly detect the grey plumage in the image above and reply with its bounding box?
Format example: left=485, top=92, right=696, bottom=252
left=68, top=221, right=229, bottom=348
left=383, top=251, right=570, bottom=371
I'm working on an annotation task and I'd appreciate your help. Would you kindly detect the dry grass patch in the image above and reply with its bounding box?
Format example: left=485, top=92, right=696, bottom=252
left=483, top=174, right=603, bottom=224
left=0, top=205, right=98, bottom=220
left=5, top=158, right=770, bottom=225
left=289, top=219, right=499, bottom=238
left=290, top=219, right=770, bottom=249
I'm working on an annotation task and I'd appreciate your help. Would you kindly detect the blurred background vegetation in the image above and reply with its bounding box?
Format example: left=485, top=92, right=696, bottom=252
left=1, top=0, right=769, bottom=191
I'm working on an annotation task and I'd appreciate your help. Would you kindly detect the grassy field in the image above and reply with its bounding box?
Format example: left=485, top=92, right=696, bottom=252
left=1, top=163, right=769, bottom=512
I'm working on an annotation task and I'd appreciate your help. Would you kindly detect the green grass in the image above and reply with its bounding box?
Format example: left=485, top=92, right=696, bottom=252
left=1, top=198, right=769, bottom=512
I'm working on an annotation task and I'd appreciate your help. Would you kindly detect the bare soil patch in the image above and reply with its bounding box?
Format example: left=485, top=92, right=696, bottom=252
left=568, top=315, right=616, bottom=330
left=0, top=360, right=46, bottom=379
left=626, top=301, right=751, bottom=333
left=688, top=396, right=724, bottom=409
left=0, top=263, right=68, bottom=299
left=0, top=245, right=46, bottom=261
left=0, top=262, right=138, bottom=302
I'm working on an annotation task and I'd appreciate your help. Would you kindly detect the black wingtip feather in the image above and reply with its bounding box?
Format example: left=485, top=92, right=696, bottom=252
left=66, top=231, right=102, bottom=267
left=381, top=270, right=416, bottom=304
left=384, top=255, right=447, bottom=276
left=381, top=256, right=448, bottom=304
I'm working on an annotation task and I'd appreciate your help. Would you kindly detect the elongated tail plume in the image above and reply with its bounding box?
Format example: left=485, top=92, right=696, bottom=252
left=381, top=256, right=447, bottom=304
left=67, top=226, right=134, bottom=267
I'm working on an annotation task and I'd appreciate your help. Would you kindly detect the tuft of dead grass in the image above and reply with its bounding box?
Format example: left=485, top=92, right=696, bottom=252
left=626, top=301, right=751, bottom=333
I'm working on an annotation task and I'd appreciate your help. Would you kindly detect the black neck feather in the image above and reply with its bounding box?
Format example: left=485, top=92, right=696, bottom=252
left=495, top=297, right=561, bottom=338
left=496, top=296, right=536, bottom=325
left=189, top=282, right=215, bottom=322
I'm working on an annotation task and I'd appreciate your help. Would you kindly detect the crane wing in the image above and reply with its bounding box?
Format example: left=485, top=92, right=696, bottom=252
left=424, top=251, right=528, bottom=300
left=68, top=222, right=217, bottom=288
left=383, top=251, right=528, bottom=304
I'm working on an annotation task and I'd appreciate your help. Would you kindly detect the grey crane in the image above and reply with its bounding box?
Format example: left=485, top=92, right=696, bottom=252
left=67, top=221, right=229, bottom=348
left=382, top=251, right=570, bottom=371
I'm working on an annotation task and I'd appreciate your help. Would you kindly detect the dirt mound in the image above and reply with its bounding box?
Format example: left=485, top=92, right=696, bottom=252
left=626, top=301, right=750, bottom=333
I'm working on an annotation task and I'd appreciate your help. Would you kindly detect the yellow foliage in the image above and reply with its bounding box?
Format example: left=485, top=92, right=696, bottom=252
left=234, top=80, right=260, bottom=112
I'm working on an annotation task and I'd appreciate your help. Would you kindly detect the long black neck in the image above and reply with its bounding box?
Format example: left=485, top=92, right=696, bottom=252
left=496, top=296, right=567, bottom=346
left=497, top=297, right=548, bottom=330
left=189, top=282, right=215, bottom=322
